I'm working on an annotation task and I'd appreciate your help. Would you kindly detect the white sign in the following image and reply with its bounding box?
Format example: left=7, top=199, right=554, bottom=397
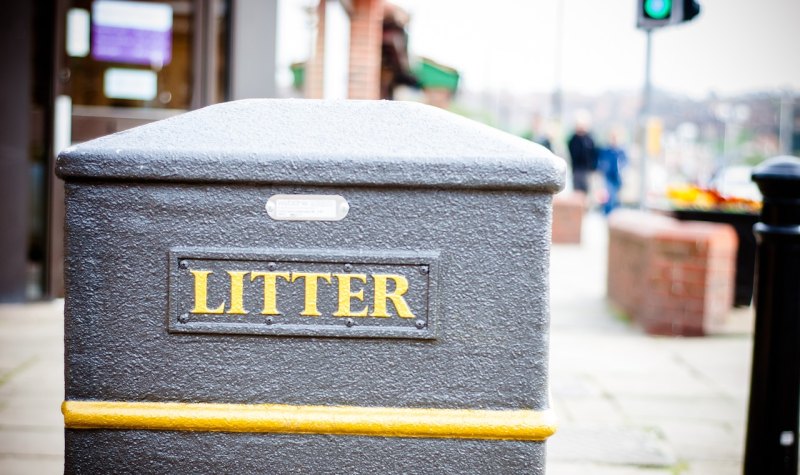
left=103, top=68, right=157, bottom=101
left=92, top=0, right=172, bottom=31
left=66, top=9, right=90, bottom=57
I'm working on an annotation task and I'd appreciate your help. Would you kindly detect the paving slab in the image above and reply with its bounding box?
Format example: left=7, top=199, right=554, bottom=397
left=0, top=427, right=63, bottom=457
left=683, top=460, right=745, bottom=475
left=658, top=419, right=745, bottom=463
left=547, top=462, right=675, bottom=475
left=616, top=395, right=745, bottom=426
left=556, top=395, right=626, bottom=425
left=0, top=394, right=65, bottom=428
left=0, top=456, right=64, bottom=475
left=548, top=424, right=676, bottom=467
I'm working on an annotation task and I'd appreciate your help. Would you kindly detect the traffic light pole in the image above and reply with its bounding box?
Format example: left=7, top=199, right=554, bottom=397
left=639, top=28, right=653, bottom=209
left=636, top=0, right=701, bottom=209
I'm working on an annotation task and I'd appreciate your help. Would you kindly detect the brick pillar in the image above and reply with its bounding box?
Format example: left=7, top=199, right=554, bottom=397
left=347, top=0, right=383, bottom=100
left=607, top=210, right=737, bottom=336
left=305, top=1, right=326, bottom=99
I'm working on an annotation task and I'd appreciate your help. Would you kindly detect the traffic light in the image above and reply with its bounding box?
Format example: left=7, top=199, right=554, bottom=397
left=643, top=0, right=673, bottom=24
left=682, top=0, right=700, bottom=23
left=637, top=0, right=700, bottom=30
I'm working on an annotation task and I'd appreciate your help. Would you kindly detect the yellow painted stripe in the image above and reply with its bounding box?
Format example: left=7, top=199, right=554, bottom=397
left=62, top=400, right=557, bottom=441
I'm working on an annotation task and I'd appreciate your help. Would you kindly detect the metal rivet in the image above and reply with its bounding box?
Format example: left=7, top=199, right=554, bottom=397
left=344, top=263, right=353, bottom=272
left=179, top=260, right=189, bottom=269
left=265, top=317, right=274, bottom=325
left=345, top=318, right=355, bottom=328
left=267, top=262, right=277, bottom=271
left=178, top=314, right=189, bottom=323
left=419, top=265, right=429, bottom=275
left=415, top=320, right=426, bottom=329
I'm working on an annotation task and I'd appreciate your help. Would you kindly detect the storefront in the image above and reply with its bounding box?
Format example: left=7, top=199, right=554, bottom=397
left=1, top=0, right=277, bottom=300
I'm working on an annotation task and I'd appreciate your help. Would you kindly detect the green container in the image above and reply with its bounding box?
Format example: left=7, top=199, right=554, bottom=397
left=414, top=58, right=459, bottom=92
left=290, top=62, right=305, bottom=90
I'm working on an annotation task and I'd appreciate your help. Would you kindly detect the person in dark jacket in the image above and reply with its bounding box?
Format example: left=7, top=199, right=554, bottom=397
left=567, top=115, right=597, bottom=194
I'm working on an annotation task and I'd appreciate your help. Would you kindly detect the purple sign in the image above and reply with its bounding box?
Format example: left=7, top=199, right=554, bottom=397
left=91, top=1, right=173, bottom=67
left=92, top=25, right=172, bottom=66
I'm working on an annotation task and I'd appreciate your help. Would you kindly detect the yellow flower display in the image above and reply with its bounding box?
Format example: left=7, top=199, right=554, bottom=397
left=667, top=184, right=762, bottom=213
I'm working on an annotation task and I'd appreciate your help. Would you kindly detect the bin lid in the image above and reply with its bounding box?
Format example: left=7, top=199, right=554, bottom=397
left=57, top=99, right=565, bottom=192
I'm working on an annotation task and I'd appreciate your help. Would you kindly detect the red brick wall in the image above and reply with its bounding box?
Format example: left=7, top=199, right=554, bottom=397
left=552, top=192, right=586, bottom=244
left=607, top=210, right=737, bottom=336
left=348, top=0, right=384, bottom=100
left=305, top=1, right=326, bottom=99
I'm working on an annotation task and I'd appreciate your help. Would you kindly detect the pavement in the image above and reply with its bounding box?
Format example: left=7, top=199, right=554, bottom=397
left=0, top=212, right=754, bottom=474
left=0, top=299, right=64, bottom=474
left=547, top=213, right=753, bottom=474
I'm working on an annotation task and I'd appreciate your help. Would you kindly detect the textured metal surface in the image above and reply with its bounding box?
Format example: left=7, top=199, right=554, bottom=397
left=66, top=430, right=546, bottom=474
left=56, top=99, right=565, bottom=192
left=58, top=99, right=565, bottom=473
left=64, top=184, right=553, bottom=407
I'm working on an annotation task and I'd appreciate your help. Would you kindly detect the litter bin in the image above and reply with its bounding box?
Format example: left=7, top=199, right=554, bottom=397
left=57, top=99, right=565, bottom=473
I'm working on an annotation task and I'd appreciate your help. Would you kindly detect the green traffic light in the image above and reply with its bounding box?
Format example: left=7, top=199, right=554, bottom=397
left=644, top=0, right=672, bottom=19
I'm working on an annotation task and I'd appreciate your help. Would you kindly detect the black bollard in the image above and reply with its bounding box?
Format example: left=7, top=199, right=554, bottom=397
left=745, top=156, right=800, bottom=474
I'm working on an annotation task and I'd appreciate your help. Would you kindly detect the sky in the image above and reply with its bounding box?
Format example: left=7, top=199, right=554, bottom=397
left=276, top=0, right=800, bottom=98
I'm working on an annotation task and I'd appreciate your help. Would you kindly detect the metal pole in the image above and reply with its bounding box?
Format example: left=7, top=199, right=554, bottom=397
left=639, top=29, right=653, bottom=209
left=779, top=91, right=795, bottom=156
left=744, top=155, right=800, bottom=475
left=552, top=0, right=564, bottom=123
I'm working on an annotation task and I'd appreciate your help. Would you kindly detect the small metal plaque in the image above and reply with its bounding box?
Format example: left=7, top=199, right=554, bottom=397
left=266, top=194, right=349, bottom=221
left=168, top=248, right=439, bottom=339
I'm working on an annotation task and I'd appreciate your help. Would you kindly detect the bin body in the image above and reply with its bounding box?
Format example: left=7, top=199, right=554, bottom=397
left=58, top=100, right=564, bottom=473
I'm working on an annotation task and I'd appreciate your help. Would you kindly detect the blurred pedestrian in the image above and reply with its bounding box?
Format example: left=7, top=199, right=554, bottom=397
left=597, top=130, right=628, bottom=215
left=567, top=111, right=597, bottom=194
left=522, top=113, right=552, bottom=151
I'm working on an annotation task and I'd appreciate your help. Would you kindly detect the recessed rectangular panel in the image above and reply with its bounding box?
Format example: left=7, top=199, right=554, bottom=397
left=168, top=248, right=439, bottom=339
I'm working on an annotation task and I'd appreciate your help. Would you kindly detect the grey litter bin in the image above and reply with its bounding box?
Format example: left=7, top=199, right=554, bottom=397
left=57, top=99, right=565, bottom=474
